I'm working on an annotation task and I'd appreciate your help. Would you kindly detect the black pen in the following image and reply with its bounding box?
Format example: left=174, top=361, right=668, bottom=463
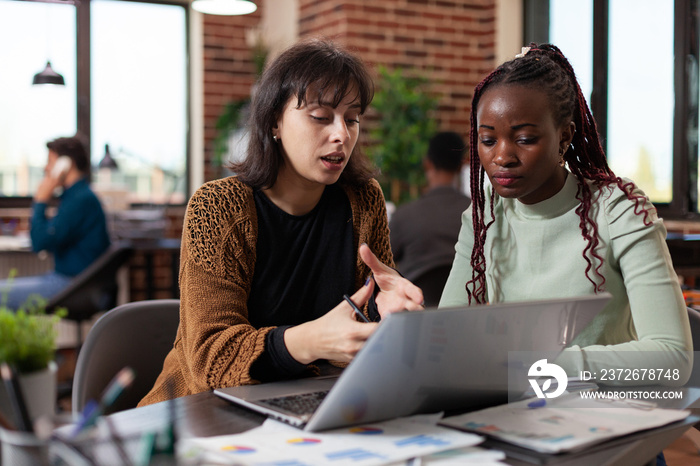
left=343, top=294, right=370, bottom=323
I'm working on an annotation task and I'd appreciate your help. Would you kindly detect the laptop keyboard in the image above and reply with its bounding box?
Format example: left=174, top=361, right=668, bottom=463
left=258, top=390, right=330, bottom=416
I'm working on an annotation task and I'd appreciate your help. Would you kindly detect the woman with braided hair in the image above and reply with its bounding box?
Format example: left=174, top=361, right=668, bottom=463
left=440, top=43, right=692, bottom=386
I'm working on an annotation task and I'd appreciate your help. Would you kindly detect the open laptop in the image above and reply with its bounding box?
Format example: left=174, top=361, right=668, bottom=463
left=215, top=293, right=610, bottom=432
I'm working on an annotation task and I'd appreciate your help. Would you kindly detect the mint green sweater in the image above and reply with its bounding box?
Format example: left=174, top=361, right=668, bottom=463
left=440, top=174, right=692, bottom=386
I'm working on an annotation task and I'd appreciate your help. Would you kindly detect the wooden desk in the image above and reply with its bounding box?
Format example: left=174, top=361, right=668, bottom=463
left=0, top=237, right=181, bottom=302
left=0, top=235, right=53, bottom=280
left=0, top=250, right=53, bottom=280
left=128, top=238, right=181, bottom=300
left=665, top=233, right=700, bottom=288
left=54, top=389, right=700, bottom=466
left=666, top=233, right=700, bottom=273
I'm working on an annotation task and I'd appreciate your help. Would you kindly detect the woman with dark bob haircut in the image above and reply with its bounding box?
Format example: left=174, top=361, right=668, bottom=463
left=140, top=38, right=423, bottom=406
left=232, top=37, right=377, bottom=189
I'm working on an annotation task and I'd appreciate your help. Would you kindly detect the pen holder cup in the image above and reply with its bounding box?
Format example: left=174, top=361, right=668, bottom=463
left=0, top=414, right=80, bottom=466
left=0, top=426, right=51, bottom=466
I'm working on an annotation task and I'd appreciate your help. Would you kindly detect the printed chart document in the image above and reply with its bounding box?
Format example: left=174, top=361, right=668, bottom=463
left=418, top=446, right=507, bottom=465
left=179, top=414, right=483, bottom=465
left=439, top=392, right=690, bottom=454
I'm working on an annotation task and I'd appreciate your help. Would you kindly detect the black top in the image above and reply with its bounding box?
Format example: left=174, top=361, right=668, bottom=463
left=248, top=184, right=355, bottom=381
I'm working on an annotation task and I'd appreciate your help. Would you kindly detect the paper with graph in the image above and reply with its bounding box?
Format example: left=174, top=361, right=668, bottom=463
left=439, top=392, right=690, bottom=454
left=179, top=414, right=483, bottom=465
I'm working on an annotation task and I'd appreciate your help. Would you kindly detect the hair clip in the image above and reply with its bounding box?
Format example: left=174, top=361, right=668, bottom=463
left=515, top=47, right=531, bottom=59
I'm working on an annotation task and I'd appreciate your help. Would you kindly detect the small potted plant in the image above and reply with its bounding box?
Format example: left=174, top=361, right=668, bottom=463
left=0, top=272, right=66, bottom=424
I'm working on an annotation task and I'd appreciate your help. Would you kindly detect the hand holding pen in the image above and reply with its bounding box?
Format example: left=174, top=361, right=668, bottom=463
left=284, top=278, right=377, bottom=365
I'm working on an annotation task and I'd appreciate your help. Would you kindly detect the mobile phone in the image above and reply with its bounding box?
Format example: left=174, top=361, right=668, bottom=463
left=51, top=156, right=72, bottom=179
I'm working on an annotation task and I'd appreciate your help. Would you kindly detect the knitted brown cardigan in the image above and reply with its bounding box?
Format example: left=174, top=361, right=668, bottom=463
left=139, top=176, right=394, bottom=406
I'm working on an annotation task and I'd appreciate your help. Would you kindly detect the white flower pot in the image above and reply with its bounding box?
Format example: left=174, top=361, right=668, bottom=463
left=0, top=361, right=57, bottom=426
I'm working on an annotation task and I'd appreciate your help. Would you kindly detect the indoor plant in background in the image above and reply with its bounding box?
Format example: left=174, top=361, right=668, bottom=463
left=367, top=66, right=439, bottom=206
left=212, top=38, right=269, bottom=178
left=0, top=272, right=65, bottom=426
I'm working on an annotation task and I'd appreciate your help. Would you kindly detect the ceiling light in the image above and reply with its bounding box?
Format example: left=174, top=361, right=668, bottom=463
left=32, top=61, right=65, bottom=86
left=191, top=0, right=257, bottom=15
left=99, top=144, right=119, bottom=170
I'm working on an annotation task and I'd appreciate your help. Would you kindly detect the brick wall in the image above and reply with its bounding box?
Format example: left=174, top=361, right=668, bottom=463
left=128, top=1, right=498, bottom=301
left=200, top=0, right=496, bottom=184
left=202, top=7, right=263, bottom=182
left=297, top=0, right=497, bottom=141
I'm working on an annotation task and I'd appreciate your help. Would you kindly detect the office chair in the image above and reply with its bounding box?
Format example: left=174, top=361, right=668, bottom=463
left=683, top=307, right=700, bottom=452
left=411, top=264, right=452, bottom=308
left=46, top=240, right=133, bottom=348
left=71, top=299, right=180, bottom=416
left=686, top=307, right=700, bottom=387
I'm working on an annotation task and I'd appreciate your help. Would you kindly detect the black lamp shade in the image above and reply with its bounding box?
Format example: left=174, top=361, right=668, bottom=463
left=99, top=144, right=119, bottom=170
left=33, top=61, right=65, bottom=86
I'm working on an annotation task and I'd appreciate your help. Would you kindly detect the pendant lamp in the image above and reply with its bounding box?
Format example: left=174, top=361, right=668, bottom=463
left=191, top=0, right=256, bottom=16
left=33, top=61, right=65, bottom=86
left=99, top=144, right=119, bottom=170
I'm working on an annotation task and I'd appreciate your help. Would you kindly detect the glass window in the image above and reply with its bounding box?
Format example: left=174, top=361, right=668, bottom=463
left=607, top=0, right=674, bottom=203
left=542, top=0, right=676, bottom=208
left=0, top=0, right=188, bottom=206
left=0, top=0, right=77, bottom=197
left=91, top=0, right=188, bottom=205
left=549, top=0, right=593, bottom=102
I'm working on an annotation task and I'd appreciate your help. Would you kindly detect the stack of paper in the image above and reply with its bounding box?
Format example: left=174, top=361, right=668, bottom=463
left=179, top=414, right=485, bottom=465
left=439, top=392, right=690, bottom=454
left=419, top=446, right=506, bottom=465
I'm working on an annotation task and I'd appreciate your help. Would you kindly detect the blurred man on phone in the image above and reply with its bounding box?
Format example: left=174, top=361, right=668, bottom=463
left=0, top=135, right=110, bottom=309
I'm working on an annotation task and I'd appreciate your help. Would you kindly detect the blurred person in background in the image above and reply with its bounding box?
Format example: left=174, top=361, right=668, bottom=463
left=389, top=131, right=471, bottom=306
left=0, top=135, right=110, bottom=309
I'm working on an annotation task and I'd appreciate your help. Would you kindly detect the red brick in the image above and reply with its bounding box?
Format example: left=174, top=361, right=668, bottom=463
left=424, top=38, right=445, bottom=46
left=378, top=21, right=400, bottom=28
left=406, top=50, right=428, bottom=58
left=436, top=26, right=457, bottom=34
left=406, top=23, right=429, bottom=32
left=394, top=35, right=416, bottom=43
left=363, top=6, right=388, bottom=14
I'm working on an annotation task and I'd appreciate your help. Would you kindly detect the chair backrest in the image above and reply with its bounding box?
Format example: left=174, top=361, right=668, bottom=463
left=687, top=307, right=700, bottom=387
left=411, top=264, right=453, bottom=308
left=47, top=241, right=133, bottom=323
left=71, top=299, right=180, bottom=416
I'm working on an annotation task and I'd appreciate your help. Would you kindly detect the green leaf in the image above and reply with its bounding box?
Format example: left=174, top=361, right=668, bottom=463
left=0, top=271, right=64, bottom=374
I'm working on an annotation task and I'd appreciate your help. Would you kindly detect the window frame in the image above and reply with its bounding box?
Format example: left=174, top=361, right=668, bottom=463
left=525, top=0, right=700, bottom=220
left=0, top=0, right=191, bottom=207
